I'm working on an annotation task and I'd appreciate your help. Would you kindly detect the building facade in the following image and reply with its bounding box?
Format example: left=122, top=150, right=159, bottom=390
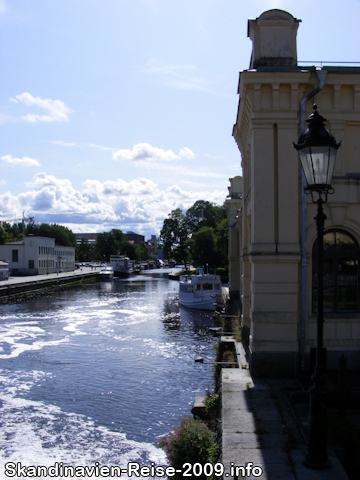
left=75, top=233, right=98, bottom=245
left=0, top=236, right=75, bottom=275
left=225, top=176, right=243, bottom=300
left=125, top=231, right=145, bottom=245
left=147, top=235, right=158, bottom=256
left=231, top=9, right=360, bottom=375
left=75, top=231, right=146, bottom=246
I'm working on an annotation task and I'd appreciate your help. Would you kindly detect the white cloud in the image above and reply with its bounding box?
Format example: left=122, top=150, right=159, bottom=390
left=87, top=143, right=113, bottom=152
left=9, top=92, right=74, bottom=123
left=16, top=173, right=117, bottom=223
left=104, top=178, right=159, bottom=197
left=0, top=173, right=226, bottom=238
left=1, top=154, right=41, bottom=167
left=128, top=158, right=228, bottom=182
left=178, top=147, right=196, bottom=159
left=51, top=140, right=114, bottom=152
left=25, top=172, right=72, bottom=191
left=112, top=143, right=195, bottom=162
left=51, top=140, right=197, bottom=164
left=51, top=141, right=78, bottom=147
left=145, top=61, right=211, bottom=92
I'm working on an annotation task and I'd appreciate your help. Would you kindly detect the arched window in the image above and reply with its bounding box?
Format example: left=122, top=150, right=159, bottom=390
left=312, top=230, right=360, bottom=313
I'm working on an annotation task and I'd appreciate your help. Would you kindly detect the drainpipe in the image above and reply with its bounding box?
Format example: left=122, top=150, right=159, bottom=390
left=300, top=67, right=327, bottom=370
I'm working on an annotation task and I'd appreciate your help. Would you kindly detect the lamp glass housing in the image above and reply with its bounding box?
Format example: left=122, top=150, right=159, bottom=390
left=298, top=144, right=338, bottom=190
left=294, top=104, right=340, bottom=193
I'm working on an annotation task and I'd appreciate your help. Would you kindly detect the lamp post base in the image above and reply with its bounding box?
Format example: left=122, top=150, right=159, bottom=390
left=304, top=366, right=330, bottom=469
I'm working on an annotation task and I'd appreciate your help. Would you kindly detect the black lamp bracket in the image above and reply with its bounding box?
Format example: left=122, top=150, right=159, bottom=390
left=304, top=185, right=334, bottom=203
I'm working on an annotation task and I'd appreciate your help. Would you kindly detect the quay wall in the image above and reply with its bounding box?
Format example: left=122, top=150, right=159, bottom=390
left=0, top=271, right=99, bottom=301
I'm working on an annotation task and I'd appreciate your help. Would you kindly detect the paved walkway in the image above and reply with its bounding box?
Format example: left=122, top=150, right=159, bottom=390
left=0, top=267, right=100, bottom=300
left=221, top=341, right=349, bottom=479
left=0, top=266, right=100, bottom=286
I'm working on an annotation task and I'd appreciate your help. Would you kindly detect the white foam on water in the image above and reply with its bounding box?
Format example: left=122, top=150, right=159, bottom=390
left=0, top=321, right=68, bottom=359
left=0, top=369, right=167, bottom=480
left=62, top=320, right=88, bottom=333
left=59, top=304, right=152, bottom=336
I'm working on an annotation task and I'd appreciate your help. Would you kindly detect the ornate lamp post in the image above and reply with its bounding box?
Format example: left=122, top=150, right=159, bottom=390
left=294, top=104, right=341, bottom=468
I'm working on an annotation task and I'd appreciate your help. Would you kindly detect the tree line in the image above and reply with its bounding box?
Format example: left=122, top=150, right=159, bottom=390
left=0, top=222, right=151, bottom=263
left=0, top=221, right=77, bottom=247
left=160, top=200, right=228, bottom=272
left=77, top=230, right=150, bottom=263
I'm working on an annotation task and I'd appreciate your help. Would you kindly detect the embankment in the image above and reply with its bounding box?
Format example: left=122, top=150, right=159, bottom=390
left=0, top=271, right=98, bottom=302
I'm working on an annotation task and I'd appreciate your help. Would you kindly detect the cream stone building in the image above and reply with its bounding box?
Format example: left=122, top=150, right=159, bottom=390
left=225, top=176, right=243, bottom=300
left=230, top=9, right=360, bottom=376
left=0, top=236, right=75, bottom=275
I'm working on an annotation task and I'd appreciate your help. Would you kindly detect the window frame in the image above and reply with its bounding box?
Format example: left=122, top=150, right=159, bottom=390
left=12, top=249, right=19, bottom=263
left=312, top=229, right=360, bottom=314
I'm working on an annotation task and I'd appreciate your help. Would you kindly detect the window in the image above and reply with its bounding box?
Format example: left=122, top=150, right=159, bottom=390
left=12, top=250, right=18, bottom=263
left=312, top=230, right=359, bottom=313
left=29, top=260, right=34, bottom=269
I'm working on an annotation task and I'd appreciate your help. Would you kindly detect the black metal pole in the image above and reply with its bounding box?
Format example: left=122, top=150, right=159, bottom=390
left=305, top=197, right=330, bottom=468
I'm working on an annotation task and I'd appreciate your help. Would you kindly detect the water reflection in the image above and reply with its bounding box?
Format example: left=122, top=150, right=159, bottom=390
left=0, top=273, right=217, bottom=469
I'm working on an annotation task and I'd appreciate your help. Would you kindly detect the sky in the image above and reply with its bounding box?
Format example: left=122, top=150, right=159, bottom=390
left=1, top=0, right=359, bottom=240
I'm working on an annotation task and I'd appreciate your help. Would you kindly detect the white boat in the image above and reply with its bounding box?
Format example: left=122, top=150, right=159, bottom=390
left=0, top=261, right=9, bottom=280
left=99, top=265, right=114, bottom=280
left=110, top=255, right=133, bottom=278
left=179, top=273, right=222, bottom=311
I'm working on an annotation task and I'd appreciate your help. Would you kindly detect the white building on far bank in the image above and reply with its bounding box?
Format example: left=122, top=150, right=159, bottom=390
left=0, top=236, right=75, bottom=275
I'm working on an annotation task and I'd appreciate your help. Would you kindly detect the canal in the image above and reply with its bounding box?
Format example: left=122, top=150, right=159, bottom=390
left=0, top=271, right=218, bottom=475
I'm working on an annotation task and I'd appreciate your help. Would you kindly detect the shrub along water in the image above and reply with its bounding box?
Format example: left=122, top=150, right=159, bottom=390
left=159, top=417, right=218, bottom=478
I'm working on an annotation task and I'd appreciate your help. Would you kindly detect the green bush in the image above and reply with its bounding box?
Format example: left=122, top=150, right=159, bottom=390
left=213, top=311, right=223, bottom=326
left=204, top=393, right=219, bottom=413
left=159, top=417, right=218, bottom=475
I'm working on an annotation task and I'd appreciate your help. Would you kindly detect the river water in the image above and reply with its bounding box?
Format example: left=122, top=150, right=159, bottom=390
left=0, top=271, right=218, bottom=478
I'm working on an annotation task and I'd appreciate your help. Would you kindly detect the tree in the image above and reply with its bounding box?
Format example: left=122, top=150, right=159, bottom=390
left=0, top=226, right=12, bottom=245
left=160, top=209, right=190, bottom=269
left=135, top=242, right=151, bottom=261
left=124, top=241, right=138, bottom=261
left=189, top=226, right=217, bottom=269
left=185, top=200, right=226, bottom=234
left=95, top=229, right=127, bottom=261
left=94, top=229, right=141, bottom=261
left=214, top=217, right=228, bottom=268
left=160, top=200, right=228, bottom=271
left=0, top=221, right=76, bottom=246
left=76, top=238, right=94, bottom=262
left=35, top=223, right=76, bottom=247
left=1, top=222, right=24, bottom=241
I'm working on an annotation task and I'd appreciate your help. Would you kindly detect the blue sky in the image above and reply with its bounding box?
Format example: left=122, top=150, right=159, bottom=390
left=1, top=0, right=359, bottom=239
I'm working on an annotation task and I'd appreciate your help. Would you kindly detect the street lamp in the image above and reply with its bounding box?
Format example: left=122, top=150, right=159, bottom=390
left=294, top=104, right=340, bottom=468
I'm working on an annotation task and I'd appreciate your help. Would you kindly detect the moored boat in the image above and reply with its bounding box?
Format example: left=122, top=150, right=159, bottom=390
left=0, top=261, right=9, bottom=280
left=99, top=265, right=114, bottom=280
left=179, top=273, right=222, bottom=311
left=110, top=255, right=133, bottom=278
